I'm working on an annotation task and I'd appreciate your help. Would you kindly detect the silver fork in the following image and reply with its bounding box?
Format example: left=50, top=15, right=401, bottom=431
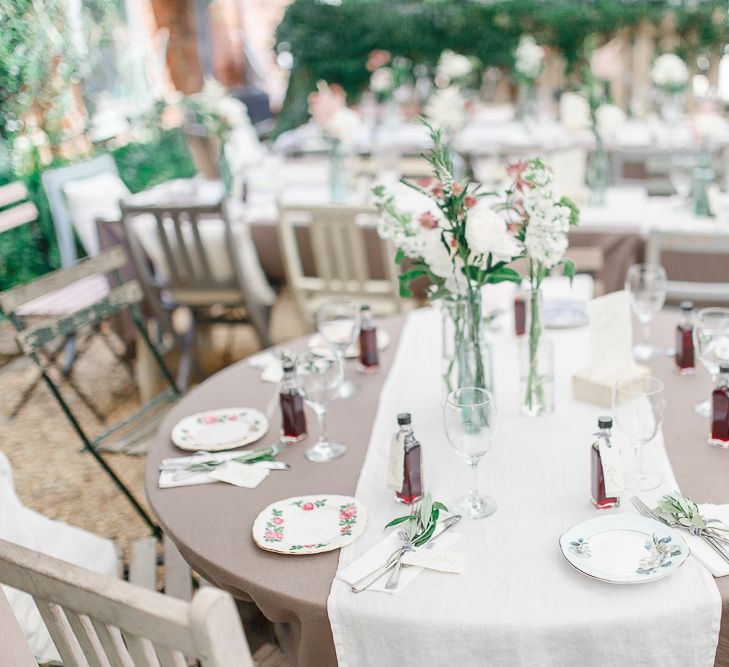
left=631, top=496, right=729, bottom=566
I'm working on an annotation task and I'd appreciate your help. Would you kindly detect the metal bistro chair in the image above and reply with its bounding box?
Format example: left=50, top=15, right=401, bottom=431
left=646, top=228, right=729, bottom=304
left=0, top=246, right=181, bottom=536
left=278, top=204, right=403, bottom=326
left=0, top=538, right=254, bottom=667
left=121, top=199, right=273, bottom=355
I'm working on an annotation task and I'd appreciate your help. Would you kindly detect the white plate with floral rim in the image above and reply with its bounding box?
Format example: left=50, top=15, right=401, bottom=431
left=560, top=514, right=688, bottom=585
left=252, top=495, right=367, bottom=555
left=171, top=408, right=268, bottom=452
left=307, top=330, right=390, bottom=359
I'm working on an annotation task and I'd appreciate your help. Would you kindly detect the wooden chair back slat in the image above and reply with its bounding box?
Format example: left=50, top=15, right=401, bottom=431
left=0, top=201, right=39, bottom=234
left=15, top=280, right=143, bottom=354
left=0, top=539, right=254, bottom=667
left=0, top=246, right=126, bottom=313
left=0, top=181, right=28, bottom=208
left=189, top=212, right=213, bottom=281
left=153, top=214, right=181, bottom=284
left=170, top=212, right=195, bottom=282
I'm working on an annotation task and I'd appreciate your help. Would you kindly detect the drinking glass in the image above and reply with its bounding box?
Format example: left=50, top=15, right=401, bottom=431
left=317, top=300, right=361, bottom=399
left=625, top=263, right=667, bottom=361
left=443, top=387, right=497, bottom=520
left=613, top=376, right=666, bottom=491
left=669, top=154, right=696, bottom=202
left=694, top=308, right=729, bottom=417
left=295, top=351, right=346, bottom=463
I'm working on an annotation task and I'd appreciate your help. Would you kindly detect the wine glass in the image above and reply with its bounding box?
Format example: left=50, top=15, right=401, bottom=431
left=669, top=154, right=696, bottom=203
left=613, top=376, right=666, bottom=491
left=295, top=351, right=346, bottom=463
left=694, top=308, right=729, bottom=417
left=317, top=300, right=361, bottom=399
left=625, top=263, right=667, bottom=361
left=443, top=387, right=497, bottom=520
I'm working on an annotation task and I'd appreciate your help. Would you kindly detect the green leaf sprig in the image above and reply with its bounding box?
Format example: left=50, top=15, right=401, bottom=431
left=654, top=492, right=729, bottom=538
left=185, top=445, right=279, bottom=473
left=385, top=493, right=448, bottom=548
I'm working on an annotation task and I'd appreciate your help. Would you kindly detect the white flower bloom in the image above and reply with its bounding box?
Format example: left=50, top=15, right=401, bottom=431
left=216, top=96, right=251, bottom=129
left=525, top=220, right=569, bottom=269
left=596, top=103, right=627, bottom=141
left=694, top=112, right=725, bottom=141
left=465, top=204, right=522, bottom=263
left=420, top=229, right=454, bottom=278
left=514, top=35, right=544, bottom=81
left=436, top=50, right=473, bottom=83
left=651, top=54, right=689, bottom=91
left=370, top=67, right=394, bottom=93
left=424, top=86, right=467, bottom=135
left=323, top=107, right=362, bottom=144
left=560, top=92, right=590, bottom=131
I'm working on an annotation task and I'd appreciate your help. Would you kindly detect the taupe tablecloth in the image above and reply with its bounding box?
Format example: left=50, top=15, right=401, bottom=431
left=145, top=310, right=729, bottom=666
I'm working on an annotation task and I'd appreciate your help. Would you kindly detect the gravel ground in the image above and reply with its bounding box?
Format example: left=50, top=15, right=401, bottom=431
left=0, top=295, right=307, bottom=561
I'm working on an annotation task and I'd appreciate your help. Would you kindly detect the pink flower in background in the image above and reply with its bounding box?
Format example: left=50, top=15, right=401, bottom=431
left=464, top=195, right=477, bottom=208
left=227, top=415, right=238, bottom=421
left=272, top=517, right=283, bottom=526
left=590, top=38, right=623, bottom=80
left=507, top=160, right=530, bottom=192
left=308, top=81, right=347, bottom=128
left=302, top=502, right=315, bottom=511
left=416, top=177, right=445, bottom=199
left=367, top=49, right=392, bottom=72
left=452, top=183, right=465, bottom=196
left=340, top=505, right=357, bottom=520
left=419, top=211, right=438, bottom=229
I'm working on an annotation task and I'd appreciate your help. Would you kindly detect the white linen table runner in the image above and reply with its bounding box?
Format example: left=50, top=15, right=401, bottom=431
left=327, top=307, right=720, bottom=667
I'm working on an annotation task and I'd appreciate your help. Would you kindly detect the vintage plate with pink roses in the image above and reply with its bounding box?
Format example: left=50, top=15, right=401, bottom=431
left=252, top=495, right=367, bottom=555
left=171, top=408, right=268, bottom=452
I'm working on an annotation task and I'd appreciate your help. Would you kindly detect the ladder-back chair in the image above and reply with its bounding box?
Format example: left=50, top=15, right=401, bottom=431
left=278, top=204, right=403, bottom=326
left=0, top=246, right=180, bottom=535
left=0, top=538, right=254, bottom=667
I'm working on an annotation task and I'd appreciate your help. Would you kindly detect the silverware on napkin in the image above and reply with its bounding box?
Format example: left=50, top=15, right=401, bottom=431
left=631, top=496, right=729, bottom=566
left=351, top=514, right=462, bottom=593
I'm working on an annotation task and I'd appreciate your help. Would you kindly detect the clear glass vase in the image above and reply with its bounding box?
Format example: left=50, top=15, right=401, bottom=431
left=658, top=90, right=685, bottom=126
left=586, top=136, right=609, bottom=206
left=520, top=288, right=554, bottom=417
left=516, top=82, right=537, bottom=123
left=329, top=139, right=348, bottom=203
left=441, top=289, right=493, bottom=396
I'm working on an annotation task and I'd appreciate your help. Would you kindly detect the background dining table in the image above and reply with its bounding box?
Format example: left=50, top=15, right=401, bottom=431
left=144, top=308, right=729, bottom=667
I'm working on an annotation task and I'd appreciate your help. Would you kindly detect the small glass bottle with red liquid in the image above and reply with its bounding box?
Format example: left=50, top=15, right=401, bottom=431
left=709, top=363, right=729, bottom=448
left=395, top=413, right=423, bottom=505
left=279, top=357, right=307, bottom=443
left=357, top=304, right=379, bottom=374
left=591, top=416, right=620, bottom=509
left=675, top=300, right=695, bottom=374
left=514, top=289, right=526, bottom=337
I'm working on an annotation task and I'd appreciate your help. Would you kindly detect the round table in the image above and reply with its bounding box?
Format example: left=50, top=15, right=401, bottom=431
left=145, top=310, right=729, bottom=667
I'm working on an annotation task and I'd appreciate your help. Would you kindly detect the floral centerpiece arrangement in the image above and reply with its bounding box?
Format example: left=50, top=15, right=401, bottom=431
left=651, top=53, right=689, bottom=124
left=434, top=50, right=480, bottom=91
left=512, top=35, right=545, bottom=121
left=374, top=122, right=579, bottom=411
left=308, top=81, right=363, bottom=202
left=367, top=50, right=415, bottom=105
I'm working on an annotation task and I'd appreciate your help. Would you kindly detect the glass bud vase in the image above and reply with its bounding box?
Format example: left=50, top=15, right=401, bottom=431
left=329, top=139, right=348, bottom=204
left=586, top=136, right=609, bottom=207
left=516, top=82, right=537, bottom=123
left=520, top=288, right=554, bottom=417
left=441, top=290, right=493, bottom=397
left=693, top=149, right=714, bottom=218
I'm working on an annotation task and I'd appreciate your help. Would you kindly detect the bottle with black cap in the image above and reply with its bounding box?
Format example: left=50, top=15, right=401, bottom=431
left=710, top=363, right=729, bottom=447
left=386, top=413, right=423, bottom=505
left=279, top=353, right=307, bottom=443
left=591, top=416, right=621, bottom=509
left=675, top=300, right=695, bottom=374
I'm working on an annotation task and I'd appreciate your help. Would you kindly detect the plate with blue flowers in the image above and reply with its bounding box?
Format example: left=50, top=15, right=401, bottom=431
left=560, top=514, right=689, bottom=584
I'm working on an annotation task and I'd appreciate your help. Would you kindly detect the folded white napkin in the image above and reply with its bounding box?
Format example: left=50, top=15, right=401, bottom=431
left=685, top=504, right=729, bottom=578
left=337, top=530, right=461, bottom=594
left=158, top=453, right=270, bottom=489
left=248, top=351, right=283, bottom=383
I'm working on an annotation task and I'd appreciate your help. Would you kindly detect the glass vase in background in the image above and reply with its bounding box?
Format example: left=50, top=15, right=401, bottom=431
left=440, top=289, right=493, bottom=397
left=658, top=90, right=685, bottom=126
left=520, top=287, right=554, bottom=417
left=693, top=150, right=714, bottom=218
left=329, top=139, right=348, bottom=204
left=586, top=137, right=609, bottom=207
left=516, top=82, right=537, bottom=123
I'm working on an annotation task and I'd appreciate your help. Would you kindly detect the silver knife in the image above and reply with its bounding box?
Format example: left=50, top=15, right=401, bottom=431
left=351, top=514, right=462, bottom=593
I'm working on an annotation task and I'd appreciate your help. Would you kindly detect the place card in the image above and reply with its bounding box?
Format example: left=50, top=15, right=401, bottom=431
left=386, top=432, right=405, bottom=492
left=209, top=461, right=269, bottom=488
left=573, top=290, right=649, bottom=407
left=402, top=550, right=466, bottom=574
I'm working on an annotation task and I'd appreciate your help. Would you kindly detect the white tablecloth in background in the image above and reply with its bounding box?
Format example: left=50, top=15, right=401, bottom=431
left=327, top=307, right=720, bottom=667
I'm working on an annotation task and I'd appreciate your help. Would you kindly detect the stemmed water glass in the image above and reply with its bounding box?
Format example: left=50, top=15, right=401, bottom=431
left=694, top=308, right=729, bottom=417
left=669, top=154, right=696, bottom=204
left=295, top=350, right=346, bottom=463
left=443, top=387, right=497, bottom=520
left=317, top=300, right=361, bottom=399
left=625, top=263, right=667, bottom=361
left=613, top=376, right=666, bottom=492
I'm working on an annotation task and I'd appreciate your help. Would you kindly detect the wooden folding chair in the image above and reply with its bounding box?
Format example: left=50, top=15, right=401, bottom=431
left=0, top=246, right=181, bottom=536
left=0, top=538, right=254, bottom=667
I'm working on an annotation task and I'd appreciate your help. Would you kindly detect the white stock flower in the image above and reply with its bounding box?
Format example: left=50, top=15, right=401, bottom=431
left=514, top=35, right=544, bottom=81
left=424, top=86, right=467, bottom=135
left=370, top=67, right=394, bottom=93
left=651, top=54, right=689, bottom=91
left=465, top=204, right=522, bottom=264
left=525, top=221, right=569, bottom=269
left=596, top=103, right=627, bottom=141
left=436, top=50, right=473, bottom=83
left=216, top=96, right=250, bottom=129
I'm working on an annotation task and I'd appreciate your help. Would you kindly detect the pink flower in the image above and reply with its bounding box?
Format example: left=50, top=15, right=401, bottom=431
left=265, top=530, right=282, bottom=540
left=464, top=195, right=477, bottom=208
left=203, top=415, right=218, bottom=425
left=507, top=161, right=531, bottom=192
left=340, top=526, right=352, bottom=534
left=308, top=81, right=347, bottom=128
left=302, top=502, right=315, bottom=511
left=272, top=517, right=283, bottom=526
left=340, top=506, right=357, bottom=520
left=452, top=183, right=465, bottom=197
left=418, top=211, right=438, bottom=229
left=416, top=177, right=444, bottom=199
left=228, top=415, right=237, bottom=421
left=367, top=49, right=391, bottom=72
